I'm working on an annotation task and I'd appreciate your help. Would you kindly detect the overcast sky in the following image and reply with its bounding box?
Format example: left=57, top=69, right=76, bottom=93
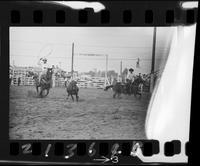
left=10, top=27, right=176, bottom=74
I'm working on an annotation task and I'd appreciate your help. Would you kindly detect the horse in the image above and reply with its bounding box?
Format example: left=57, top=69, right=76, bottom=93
left=126, top=77, right=144, bottom=98
left=104, top=77, right=143, bottom=99
left=66, top=80, right=79, bottom=102
left=32, top=68, right=53, bottom=98
left=104, top=79, right=127, bottom=98
left=112, top=82, right=126, bottom=98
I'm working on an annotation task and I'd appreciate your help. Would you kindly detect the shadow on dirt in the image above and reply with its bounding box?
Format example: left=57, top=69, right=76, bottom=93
left=27, top=90, right=38, bottom=98
left=65, top=98, right=85, bottom=102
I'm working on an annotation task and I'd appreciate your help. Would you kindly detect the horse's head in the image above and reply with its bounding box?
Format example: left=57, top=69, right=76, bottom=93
left=69, top=80, right=78, bottom=89
left=67, top=80, right=78, bottom=93
left=28, top=71, right=38, bottom=80
left=33, top=74, right=38, bottom=80
left=27, top=71, right=35, bottom=77
left=70, top=80, right=77, bottom=86
left=46, top=68, right=53, bottom=79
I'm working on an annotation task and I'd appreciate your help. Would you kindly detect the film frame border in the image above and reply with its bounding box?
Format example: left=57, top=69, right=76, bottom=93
left=2, top=1, right=197, bottom=26
left=0, top=0, right=198, bottom=165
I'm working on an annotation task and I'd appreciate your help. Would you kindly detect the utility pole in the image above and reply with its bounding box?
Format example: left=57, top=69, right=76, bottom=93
left=106, top=54, right=108, bottom=77
left=120, top=61, right=122, bottom=76
left=105, top=54, right=108, bottom=86
left=71, top=42, right=74, bottom=78
left=150, top=27, right=157, bottom=93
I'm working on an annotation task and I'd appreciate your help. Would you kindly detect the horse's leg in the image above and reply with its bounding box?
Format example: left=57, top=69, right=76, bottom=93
left=126, top=85, right=129, bottom=95
left=76, top=93, right=79, bottom=102
left=138, top=86, right=142, bottom=99
left=44, top=89, right=49, bottom=97
left=113, top=92, right=116, bottom=98
left=139, top=93, right=142, bottom=100
left=39, top=88, right=43, bottom=98
left=118, top=92, right=121, bottom=99
left=71, top=94, right=74, bottom=102
left=128, top=84, right=131, bottom=95
left=66, top=93, right=70, bottom=100
left=36, top=86, right=39, bottom=94
left=133, top=87, right=137, bottom=97
left=140, top=84, right=143, bottom=99
left=130, top=84, right=134, bottom=95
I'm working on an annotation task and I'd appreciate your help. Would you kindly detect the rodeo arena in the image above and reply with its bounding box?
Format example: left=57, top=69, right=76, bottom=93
left=9, top=27, right=170, bottom=140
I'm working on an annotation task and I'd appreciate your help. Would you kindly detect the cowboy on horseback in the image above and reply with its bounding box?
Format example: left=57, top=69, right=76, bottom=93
left=125, top=68, right=135, bottom=95
left=126, top=68, right=135, bottom=83
left=37, top=57, right=51, bottom=85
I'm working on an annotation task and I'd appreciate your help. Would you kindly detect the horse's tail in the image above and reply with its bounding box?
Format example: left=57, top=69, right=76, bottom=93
left=104, top=85, right=113, bottom=91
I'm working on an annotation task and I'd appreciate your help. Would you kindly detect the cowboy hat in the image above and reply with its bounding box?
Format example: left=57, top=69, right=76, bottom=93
left=129, top=68, right=134, bottom=72
left=42, top=58, right=47, bottom=63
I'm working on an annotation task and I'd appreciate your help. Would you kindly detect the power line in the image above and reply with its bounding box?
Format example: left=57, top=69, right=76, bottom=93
left=77, top=43, right=170, bottom=49
left=10, top=54, right=167, bottom=61
left=10, top=39, right=170, bottom=50
left=10, top=40, right=72, bottom=46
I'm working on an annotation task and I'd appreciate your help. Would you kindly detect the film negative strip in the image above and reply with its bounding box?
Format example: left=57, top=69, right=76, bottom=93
left=0, top=0, right=198, bottom=165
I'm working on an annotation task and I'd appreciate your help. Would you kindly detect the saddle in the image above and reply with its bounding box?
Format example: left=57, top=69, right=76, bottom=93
left=40, top=76, right=51, bottom=86
left=41, top=78, right=47, bottom=84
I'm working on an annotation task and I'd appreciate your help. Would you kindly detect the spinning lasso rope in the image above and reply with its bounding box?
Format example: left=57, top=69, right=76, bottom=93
left=37, top=44, right=54, bottom=60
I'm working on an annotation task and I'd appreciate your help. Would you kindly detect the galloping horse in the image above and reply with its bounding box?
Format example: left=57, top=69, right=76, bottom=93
left=66, top=80, right=79, bottom=102
left=32, top=68, right=53, bottom=98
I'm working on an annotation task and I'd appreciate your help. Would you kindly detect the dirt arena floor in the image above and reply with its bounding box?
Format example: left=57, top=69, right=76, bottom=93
left=9, top=86, right=150, bottom=140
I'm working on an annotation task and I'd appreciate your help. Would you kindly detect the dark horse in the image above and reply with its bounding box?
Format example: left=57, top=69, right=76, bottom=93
left=66, top=80, right=79, bottom=102
left=104, top=77, right=143, bottom=99
left=112, top=82, right=125, bottom=98
left=32, top=68, right=53, bottom=98
left=104, top=79, right=126, bottom=98
left=126, top=77, right=143, bottom=98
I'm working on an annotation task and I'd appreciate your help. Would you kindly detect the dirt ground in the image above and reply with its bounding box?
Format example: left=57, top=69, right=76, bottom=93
left=9, top=86, right=150, bottom=140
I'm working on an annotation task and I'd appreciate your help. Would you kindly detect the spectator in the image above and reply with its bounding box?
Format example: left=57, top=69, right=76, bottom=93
left=9, top=76, right=12, bottom=86
left=138, top=73, right=143, bottom=82
left=142, top=74, right=146, bottom=80
left=17, top=77, right=21, bottom=86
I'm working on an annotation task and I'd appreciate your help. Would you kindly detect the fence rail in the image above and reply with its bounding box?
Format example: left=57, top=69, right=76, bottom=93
left=10, top=67, right=152, bottom=92
left=11, top=76, right=106, bottom=89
